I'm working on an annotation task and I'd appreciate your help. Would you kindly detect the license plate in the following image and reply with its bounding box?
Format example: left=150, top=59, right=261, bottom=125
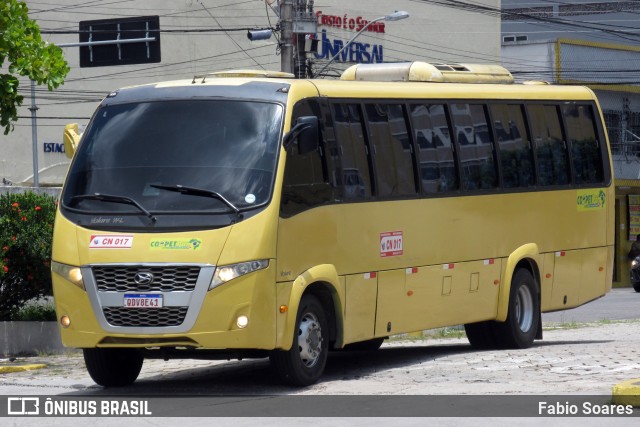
left=123, top=293, right=163, bottom=308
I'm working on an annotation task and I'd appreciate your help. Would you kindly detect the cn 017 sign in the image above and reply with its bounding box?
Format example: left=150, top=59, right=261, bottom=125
left=380, top=231, right=403, bottom=257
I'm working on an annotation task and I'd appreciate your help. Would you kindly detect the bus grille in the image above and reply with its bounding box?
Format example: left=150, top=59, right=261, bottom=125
left=103, top=307, right=189, bottom=327
left=92, top=266, right=200, bottom=292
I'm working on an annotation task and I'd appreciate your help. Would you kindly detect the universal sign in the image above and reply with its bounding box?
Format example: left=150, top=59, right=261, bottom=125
left=314, top=30, right=384, bottom=64
left=314, top=10, right=388, bottom=65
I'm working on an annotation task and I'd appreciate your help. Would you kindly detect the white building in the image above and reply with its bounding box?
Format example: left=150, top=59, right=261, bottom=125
left=2, top=0, right=501, bottom=186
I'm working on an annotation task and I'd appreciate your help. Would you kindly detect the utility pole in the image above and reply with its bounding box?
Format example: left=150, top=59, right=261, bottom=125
left=291, top=0, right=317, bottom=78
left=28, top=81, right=39, bottom=188
left=294, top=1, right=306, bottom=78
left=280, top=0, right=294, bottom=74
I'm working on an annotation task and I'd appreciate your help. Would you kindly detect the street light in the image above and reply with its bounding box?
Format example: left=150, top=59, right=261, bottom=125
left=314, top=10, right=410, bottom=78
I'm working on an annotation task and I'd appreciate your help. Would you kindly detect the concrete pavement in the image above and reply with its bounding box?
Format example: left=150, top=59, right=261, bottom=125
left=1, top=320, right=639, bottom=399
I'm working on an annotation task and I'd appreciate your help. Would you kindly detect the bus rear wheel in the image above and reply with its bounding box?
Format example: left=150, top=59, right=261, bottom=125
left=494, top=268, right=539, bottom=349
left=464, top=321, right=498, bottom=349
left=270, top=294, right=328, bottom=386
left=83, top=348, right=143, bottom=387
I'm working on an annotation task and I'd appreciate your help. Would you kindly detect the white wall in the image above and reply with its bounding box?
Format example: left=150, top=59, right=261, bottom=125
left=502, top=41, right=556, bottom=82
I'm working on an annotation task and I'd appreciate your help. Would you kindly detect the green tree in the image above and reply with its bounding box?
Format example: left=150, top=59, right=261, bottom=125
left=0, top=0, right=69, bottom=135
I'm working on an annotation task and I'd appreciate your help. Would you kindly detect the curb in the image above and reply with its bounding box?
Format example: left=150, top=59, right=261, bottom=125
left=612, top=378, right=640, bottom=407
left=0, top=363, right=47, bottom=374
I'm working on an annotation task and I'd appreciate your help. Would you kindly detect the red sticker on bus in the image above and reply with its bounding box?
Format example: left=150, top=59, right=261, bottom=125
left=89, top=234, right=133, bottom=249
left=380, top=231, right=403, bottom=257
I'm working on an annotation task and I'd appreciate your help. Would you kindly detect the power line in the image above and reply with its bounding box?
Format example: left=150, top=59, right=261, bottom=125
left=41, top=27, right=272, bottom=34
left=29, top=0, right=133, bottom=14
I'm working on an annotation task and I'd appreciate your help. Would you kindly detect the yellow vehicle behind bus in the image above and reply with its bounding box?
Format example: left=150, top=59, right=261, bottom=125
left=52, top=62, right=613, bottom=387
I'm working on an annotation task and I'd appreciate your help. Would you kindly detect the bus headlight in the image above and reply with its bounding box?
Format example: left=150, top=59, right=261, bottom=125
left=51, top=261, right=85, bottom=290
left=209, top=260, right=269, bottom=290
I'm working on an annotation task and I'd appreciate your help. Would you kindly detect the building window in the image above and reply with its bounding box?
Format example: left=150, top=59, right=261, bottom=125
left=503, top=35, right=528, bottom=43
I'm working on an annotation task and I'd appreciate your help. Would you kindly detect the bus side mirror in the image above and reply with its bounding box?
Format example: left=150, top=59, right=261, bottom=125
left=63, top=123, right=82, bottom=159
left=283, top=116, right=319, bottom=154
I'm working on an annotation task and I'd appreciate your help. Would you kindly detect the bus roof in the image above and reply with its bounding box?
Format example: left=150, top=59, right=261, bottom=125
left=103, top=62, right=598, bottom=105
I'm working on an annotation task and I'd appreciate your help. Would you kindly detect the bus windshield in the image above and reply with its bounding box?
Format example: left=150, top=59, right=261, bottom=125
left=62, top=100, right=283, bottom=215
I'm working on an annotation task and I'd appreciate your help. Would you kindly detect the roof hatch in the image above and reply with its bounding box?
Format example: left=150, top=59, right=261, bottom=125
left=340, top=62, right=514, bottom=84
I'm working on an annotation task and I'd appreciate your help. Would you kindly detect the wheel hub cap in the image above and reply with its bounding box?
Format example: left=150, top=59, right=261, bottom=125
left=298, top=312, right=322, bottom=368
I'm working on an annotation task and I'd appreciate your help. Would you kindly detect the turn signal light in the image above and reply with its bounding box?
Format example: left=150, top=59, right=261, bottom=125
left=60, top=315, right=71, bottom=328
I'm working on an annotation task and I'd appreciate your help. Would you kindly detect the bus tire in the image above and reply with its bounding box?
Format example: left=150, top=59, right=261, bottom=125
left=464, top=321, right=498, bottom=349
left=343, top=337, right=386, bottom=351
left=494, top=268, right=540, bottom=349
left=270, top=294, right=328, bottom=386
left=83, top=348, right=143, bottom=387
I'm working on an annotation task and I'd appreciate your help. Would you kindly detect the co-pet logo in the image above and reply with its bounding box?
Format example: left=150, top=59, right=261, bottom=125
left=8, top=397, right=40, bottom=415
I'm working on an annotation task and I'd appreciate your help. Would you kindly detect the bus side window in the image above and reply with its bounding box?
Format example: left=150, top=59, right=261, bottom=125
left=280, top=99, right=334, bottom=217
left=364, top=103, right=417, bottom=198
left=410, top=103, right=458, bottom=193
left=450, top=104, right=498, bottom=191
left=528, top=105, right=570, bottom=186
left=561, top=104, right=604, bottom=185
left=332, top=103, right=373, bottom=200
left=490, top=104, right=534, bottom=189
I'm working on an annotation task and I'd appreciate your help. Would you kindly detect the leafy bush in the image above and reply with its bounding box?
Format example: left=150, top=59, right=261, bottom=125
left=12, top=298, right=56, bottom=321
left=0, top=191, right=57, bottom=320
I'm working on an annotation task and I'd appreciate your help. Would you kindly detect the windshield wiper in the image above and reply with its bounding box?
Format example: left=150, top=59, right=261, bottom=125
left=70, top=193, right=157, bottom=223
left=150, top=184, right=242, bottom=221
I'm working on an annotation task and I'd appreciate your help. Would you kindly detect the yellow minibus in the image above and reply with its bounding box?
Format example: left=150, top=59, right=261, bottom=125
left=52, top=62, right=614, bottom=386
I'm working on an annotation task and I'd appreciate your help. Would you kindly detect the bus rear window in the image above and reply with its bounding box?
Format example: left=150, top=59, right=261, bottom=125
left=562, top=104, right=604, bottom=185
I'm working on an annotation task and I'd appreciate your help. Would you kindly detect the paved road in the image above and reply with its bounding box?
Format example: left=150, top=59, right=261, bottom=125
left=542, top=287, right=639, bottom=323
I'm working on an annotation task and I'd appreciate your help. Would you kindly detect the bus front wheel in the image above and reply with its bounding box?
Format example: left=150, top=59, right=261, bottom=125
left=270, top=294, right=328, bottom=386
left=494, top=268, right=540, bottom=349
left=83, top=348, right=143, bottom=387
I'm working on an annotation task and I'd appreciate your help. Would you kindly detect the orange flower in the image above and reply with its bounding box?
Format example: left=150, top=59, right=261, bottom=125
left=2, top=266, right=8, bottom=273
left=11, top=202, right=18, bottom=208
left=21, top=216, right=27, bottom=221
left=35, top=206, right=42, bottom=211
